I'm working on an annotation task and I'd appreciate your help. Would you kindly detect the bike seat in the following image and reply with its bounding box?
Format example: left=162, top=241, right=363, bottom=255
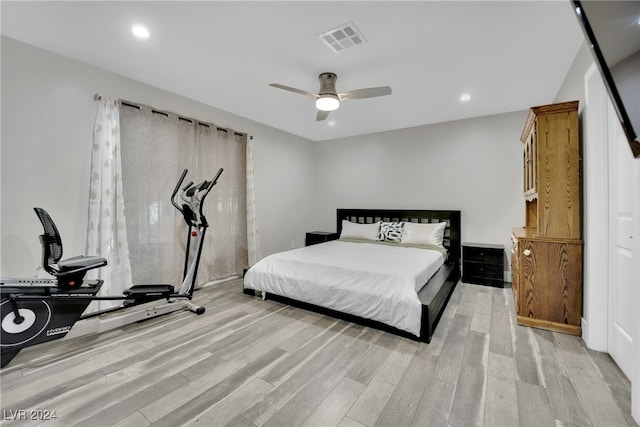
left=56, top=255, right=108, bottom=272
left=33, top=208, right=108, bottom=288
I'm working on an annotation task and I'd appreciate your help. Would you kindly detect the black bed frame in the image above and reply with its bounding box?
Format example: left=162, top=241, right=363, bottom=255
left=243, top=208, right=461, bottom=343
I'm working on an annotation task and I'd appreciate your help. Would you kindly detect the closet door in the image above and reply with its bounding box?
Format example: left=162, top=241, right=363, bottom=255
left=608, top=100, right=637, bottom=378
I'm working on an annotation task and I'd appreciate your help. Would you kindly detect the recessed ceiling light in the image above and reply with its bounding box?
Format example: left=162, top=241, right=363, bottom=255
left=460, top=93, right=471, bottom=102
left=132, top=25, right=150, bottom=39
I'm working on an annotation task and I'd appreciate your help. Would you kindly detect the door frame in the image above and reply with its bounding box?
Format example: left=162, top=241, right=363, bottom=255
left=582, top=64, right=609, bottom=351
left=583, top=63, right=640, bottom=422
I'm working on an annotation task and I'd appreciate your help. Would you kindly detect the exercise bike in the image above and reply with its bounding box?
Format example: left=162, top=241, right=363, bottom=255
left=0, top=167, right=223, bottom=368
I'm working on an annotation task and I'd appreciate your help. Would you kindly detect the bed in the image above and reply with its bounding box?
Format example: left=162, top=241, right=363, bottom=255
left=243, top=209, right=461, bottom=343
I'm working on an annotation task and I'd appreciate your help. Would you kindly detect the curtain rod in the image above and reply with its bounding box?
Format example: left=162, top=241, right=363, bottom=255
left=94, top=93, right=253, bottom=140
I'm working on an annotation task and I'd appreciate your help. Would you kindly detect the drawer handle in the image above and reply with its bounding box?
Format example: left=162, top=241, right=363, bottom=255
left=523, top=249, right=531, bottom=256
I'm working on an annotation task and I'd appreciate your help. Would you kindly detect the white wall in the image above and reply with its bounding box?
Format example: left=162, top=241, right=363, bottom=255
left=312, top=111, right=526, bottom=264
left=2, top=35, right=526, bottom=279
left=554, top=41, right=593, bottom=111
left=0, top=36, right=315, bottom=277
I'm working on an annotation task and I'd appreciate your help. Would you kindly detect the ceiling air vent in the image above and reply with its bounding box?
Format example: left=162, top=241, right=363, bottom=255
left=319, top=22, right=366, bottom=53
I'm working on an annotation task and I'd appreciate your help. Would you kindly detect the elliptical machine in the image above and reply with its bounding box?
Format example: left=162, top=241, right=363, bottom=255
left=0, top=167, right=222, bottom=368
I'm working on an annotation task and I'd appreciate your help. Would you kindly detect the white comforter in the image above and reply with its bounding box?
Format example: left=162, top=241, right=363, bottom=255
left=243, top=240, right=445, bottom=337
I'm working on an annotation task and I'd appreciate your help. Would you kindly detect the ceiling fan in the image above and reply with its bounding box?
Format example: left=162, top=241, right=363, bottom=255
left=269, top=72, right=392, bottom=121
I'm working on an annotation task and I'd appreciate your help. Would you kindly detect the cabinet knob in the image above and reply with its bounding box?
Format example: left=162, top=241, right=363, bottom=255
left=523, top=249, right=531, bottom=256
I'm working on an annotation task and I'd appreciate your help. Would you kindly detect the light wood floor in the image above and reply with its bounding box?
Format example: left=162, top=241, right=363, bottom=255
left=0, top=279, right=637, bottom=427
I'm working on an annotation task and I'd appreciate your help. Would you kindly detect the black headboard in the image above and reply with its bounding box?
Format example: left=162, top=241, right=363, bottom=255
left=336, top=209, right=462, bottom=265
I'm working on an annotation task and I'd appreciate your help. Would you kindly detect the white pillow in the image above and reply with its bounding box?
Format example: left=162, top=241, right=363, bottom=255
left=340, top=220, right=381, bottom=241
left=401, top=222, right=447, bottom=247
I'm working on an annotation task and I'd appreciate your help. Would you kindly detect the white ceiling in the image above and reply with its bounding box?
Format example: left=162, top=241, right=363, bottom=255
left=1, top=1, right=585, bottom=141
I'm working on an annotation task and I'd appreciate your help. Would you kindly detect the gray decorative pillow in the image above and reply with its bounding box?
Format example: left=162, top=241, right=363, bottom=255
left=379, top=221, right=404, bottom=243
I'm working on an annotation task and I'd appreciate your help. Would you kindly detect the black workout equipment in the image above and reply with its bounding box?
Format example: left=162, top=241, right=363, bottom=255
left=34, top=207, right=108, bottom=289
left=0, top=167, right=223, bottom=368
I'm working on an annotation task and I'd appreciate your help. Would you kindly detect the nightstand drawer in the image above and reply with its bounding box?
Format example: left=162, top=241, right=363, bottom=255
left=463, top=247, right=503, bottom=264
left=463, top=261, right=503, bottom=279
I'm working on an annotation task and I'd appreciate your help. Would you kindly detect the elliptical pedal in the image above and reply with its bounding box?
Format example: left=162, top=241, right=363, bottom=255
left=123, top=284, right=175, bottom=301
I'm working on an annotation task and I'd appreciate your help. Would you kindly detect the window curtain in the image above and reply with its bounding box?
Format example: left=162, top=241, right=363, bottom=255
left=119, top=104, right=248, bottom=288
left=86, top=97, right=133, bottom=312
left=246, top=138, right=262, bottom=266
left=192, top=121, right=248, bottom=281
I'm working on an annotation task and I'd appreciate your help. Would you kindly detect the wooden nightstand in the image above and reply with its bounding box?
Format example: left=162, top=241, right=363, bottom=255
left=462, top=242, right=505, bottom=288
left=305, top=231, right=338, bottom=246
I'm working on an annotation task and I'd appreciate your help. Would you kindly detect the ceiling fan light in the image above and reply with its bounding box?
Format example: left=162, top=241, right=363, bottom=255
left=316, top=95, right=340, bottom=111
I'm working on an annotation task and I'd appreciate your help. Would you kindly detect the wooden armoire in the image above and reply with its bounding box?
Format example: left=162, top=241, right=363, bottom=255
left=511, top=100, right=582, bottom=336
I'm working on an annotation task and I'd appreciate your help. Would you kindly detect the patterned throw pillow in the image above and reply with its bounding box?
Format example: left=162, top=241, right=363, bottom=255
left=378, top=221, right=404, bottom=243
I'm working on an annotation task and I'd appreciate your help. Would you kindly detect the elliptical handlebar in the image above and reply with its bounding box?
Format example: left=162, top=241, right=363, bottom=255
left=200, top=168, right=223, bottom=219
left=171, top=168, right=224, bottom=228
left=171, top=169, right=189, bottom=214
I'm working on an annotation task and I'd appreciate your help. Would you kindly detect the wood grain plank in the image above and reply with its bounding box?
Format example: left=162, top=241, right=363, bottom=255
left=516, top=380, right=556, bottom=427
left=9, top=347, right=213, bottom=426
left=223, top=414, right=257, bottom=427
left=139, top=358, right=247, bottom=423
left=346, top=380, right=395, bottom=427
left=179, top=308, right=293, bottom=382
left=488, top=289, right=514, bottom=357
left=259, top=320, right=345, bottom=386
left=111, top=411, right=151, bottom=427
left=338, top=416, right=368, bottom=427
left=347, top=338, right=419, bottom=426
left=586, top=348, right=636, bottom=427
left=73, top=372, right=191, bottom=427
left=184, top=377, right=273, bottom=427
left=484, top=352, right=519, bottom=427
left=277, top=316, right=337, bottom=353
left=301, top=377, right=365, bottom=427
left=431, top=313, right=472, bottom=385
left=533, top=329, right=591, bottom=426
left=555, top=333, right=631, bottom=427
left=150, top=347, right=288, bottom=427
left=2, top=341, right=149, bottom=407
left=241, top=323, right=358, bottom=426
left=470, top=290, right=492, bottom=333
left=374, top=345, right=436, bottom=427
left=345, top=325, right=380, bottom=353
left=455, top=283, right=478, bottom=317
left=513, top=324, right=542, bottom=386
left=448, top=330, right=489, bottom=427
left=261, top=330, right=367, bottom=427
left=235, top=325, right=305, bottom=365
left=345, top=332, right=399, bottom=385
left=410, top=377, right=455, bottom=427
left=421, top=277, right=462, bottom=358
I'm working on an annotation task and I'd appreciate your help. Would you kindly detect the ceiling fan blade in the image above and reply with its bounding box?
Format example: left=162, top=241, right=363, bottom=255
left=316, top=110, right=330, bottom=121
left=339, top=86, right=392, bottom=101
left=269, top=83, right=317, bottom=98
